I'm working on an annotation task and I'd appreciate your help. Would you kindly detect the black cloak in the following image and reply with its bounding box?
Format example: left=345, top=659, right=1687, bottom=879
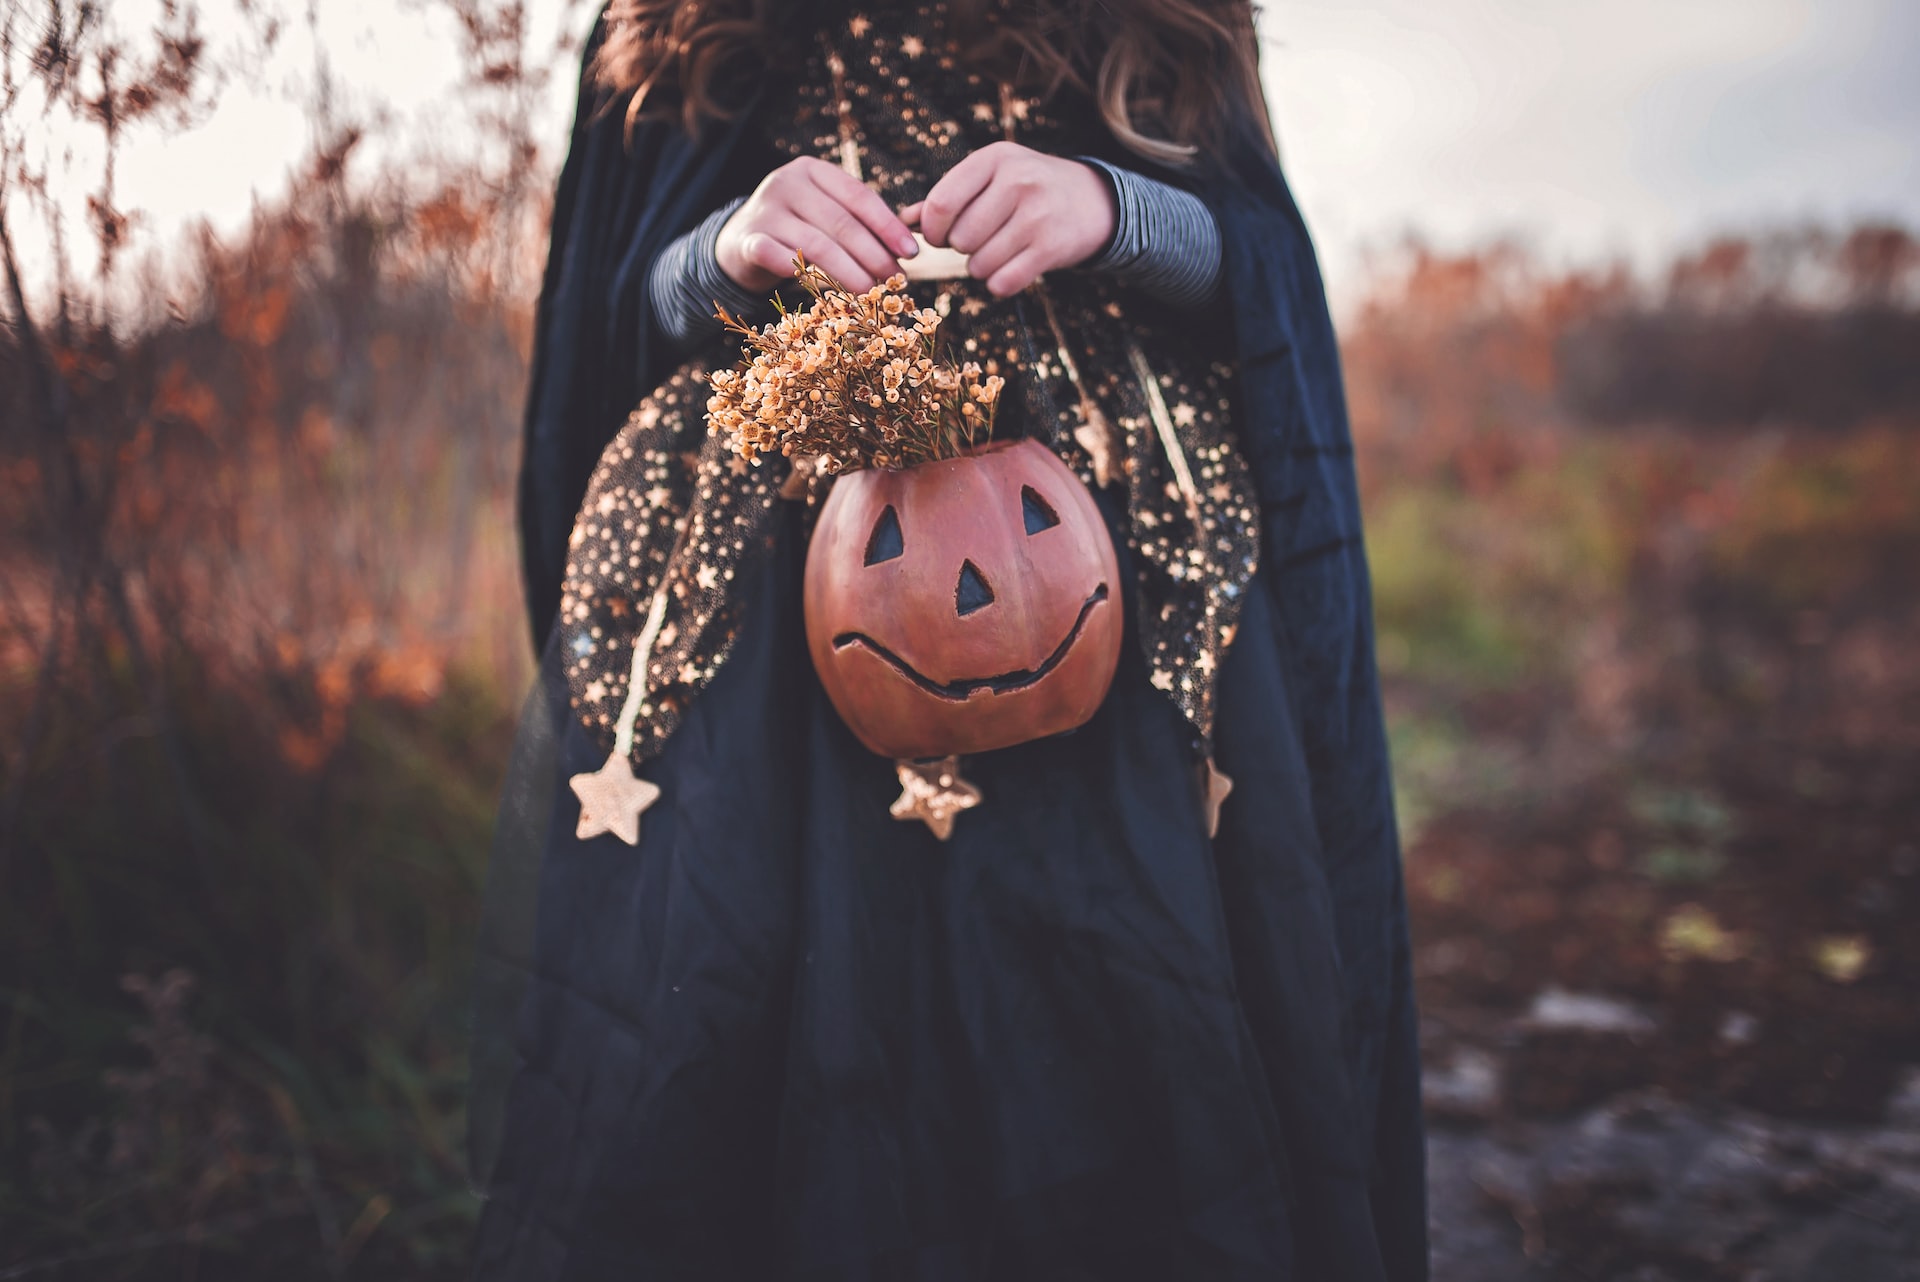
left=488, top=13, right=1426, bottom=1280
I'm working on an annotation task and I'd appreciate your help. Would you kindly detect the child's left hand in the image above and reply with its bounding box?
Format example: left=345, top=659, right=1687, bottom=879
left=902, top=142, right=1117, bottom=298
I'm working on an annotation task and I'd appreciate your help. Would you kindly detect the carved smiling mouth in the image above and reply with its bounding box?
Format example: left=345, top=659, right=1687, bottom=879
left=832, top=584, right=1111, bottom=702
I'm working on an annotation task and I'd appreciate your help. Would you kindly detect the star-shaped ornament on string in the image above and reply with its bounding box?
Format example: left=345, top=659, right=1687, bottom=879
left=891, top=756, right=982, bottom=840
left=1198, top=757, right=1234, bottom=839
left=568, top=570, right=675, bottom=847
left=570, top=751, right=662, bottom=846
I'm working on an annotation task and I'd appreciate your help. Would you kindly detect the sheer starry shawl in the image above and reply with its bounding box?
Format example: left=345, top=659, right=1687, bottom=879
left=494, top=22, right=1424, bottom=1273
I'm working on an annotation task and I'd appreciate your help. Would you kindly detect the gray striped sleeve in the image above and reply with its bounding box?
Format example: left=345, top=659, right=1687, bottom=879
left=1075, top=157, right=1222, bottom=308
left=647, top=196, right=772, bottom=351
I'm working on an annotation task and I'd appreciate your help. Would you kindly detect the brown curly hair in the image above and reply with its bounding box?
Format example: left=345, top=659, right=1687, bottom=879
left=593, top=0, right=1276, bottom=167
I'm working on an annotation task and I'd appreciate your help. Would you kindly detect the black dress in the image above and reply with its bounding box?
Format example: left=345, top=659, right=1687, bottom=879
left=472, top=5, right=1427, bottom=1279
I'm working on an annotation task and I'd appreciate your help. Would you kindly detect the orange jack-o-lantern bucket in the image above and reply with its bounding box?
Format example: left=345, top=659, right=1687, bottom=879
left=803, top=438, right=1123, bottom=760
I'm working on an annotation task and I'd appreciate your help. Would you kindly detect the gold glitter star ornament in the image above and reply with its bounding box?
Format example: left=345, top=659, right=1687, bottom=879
left=570, top=750, right=662, bottom=846
left=890, top=756, right=982, bottom=840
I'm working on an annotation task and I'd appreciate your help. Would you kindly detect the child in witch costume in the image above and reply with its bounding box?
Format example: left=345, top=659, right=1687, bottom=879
left=471, top=1, right=1428, bottom=1277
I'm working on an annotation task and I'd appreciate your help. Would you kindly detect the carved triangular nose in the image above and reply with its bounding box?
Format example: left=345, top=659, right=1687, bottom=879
left=955, top=560, right=995, bottom=616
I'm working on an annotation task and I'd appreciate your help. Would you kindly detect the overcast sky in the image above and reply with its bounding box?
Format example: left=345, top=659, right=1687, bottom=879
left=30, top=0, right=1920, bottom=308
left=1260, top=0, right=1920, bottom=295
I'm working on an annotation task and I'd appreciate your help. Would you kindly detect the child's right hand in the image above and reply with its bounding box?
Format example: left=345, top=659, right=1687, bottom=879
left=716, top=157, right=919, bottom=294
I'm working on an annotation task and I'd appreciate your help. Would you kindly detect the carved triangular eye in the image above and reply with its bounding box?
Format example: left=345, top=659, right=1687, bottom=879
left=955, top=560, right=995, bottom=616
left=865, top=505, right=903, bottom=565
left=1021, top=486, right=1059, bottom=535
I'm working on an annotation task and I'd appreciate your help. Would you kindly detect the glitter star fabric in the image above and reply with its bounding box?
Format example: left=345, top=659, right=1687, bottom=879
left=559, top=368, right=785, bottom=765
left=561, top=1, right=1259, bottom=764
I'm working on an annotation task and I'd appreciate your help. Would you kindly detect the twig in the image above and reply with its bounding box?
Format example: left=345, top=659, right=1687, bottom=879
left=0, top=205, right=78, bottom=870
left=0, top=202, right=217, bottom=877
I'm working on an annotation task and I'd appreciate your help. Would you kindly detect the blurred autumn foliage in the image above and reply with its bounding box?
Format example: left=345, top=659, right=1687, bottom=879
left=1348, top=229, right=1920, bottom=1146
left=1346, top=226, right=1920, bottom=723
left=0, top=1, right=574, bottom=1273
left=2, top=2, right=1918, bottom=1274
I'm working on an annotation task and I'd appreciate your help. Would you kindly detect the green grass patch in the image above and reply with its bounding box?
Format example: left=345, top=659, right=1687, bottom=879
left=1, top=662, right=519, bottom=1277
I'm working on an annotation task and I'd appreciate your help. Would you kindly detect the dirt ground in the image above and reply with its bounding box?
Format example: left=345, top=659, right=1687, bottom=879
left=1426, top=1083, right=1920, bottom=1281
left=1403, top=680, right=1920, bottom=1278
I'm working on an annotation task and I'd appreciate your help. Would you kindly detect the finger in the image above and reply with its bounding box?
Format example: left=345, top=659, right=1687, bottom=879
left=944, top=179, right=1021, bottom=256
left=787, top=184, right=904, bottom=284
left=918, top=147, right=1003, bottom=247
left=897, top=201, right=923, bottom=227
left=806, top=161, right=919, bottom=259
left=962, top=215, right=1038, bottom=285
left=739, top=230, right=803, bottom=284
left=774, top=217, right=879, bottom=292
left=985, top=247, right=1048, bottom=299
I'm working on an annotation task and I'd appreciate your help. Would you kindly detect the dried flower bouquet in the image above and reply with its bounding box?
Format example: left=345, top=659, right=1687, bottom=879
left=706, top=257, right=1006, bottom=473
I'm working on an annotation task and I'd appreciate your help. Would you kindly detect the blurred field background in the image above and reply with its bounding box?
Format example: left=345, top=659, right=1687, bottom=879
left=2, top=1, right=1917, bottom=1278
